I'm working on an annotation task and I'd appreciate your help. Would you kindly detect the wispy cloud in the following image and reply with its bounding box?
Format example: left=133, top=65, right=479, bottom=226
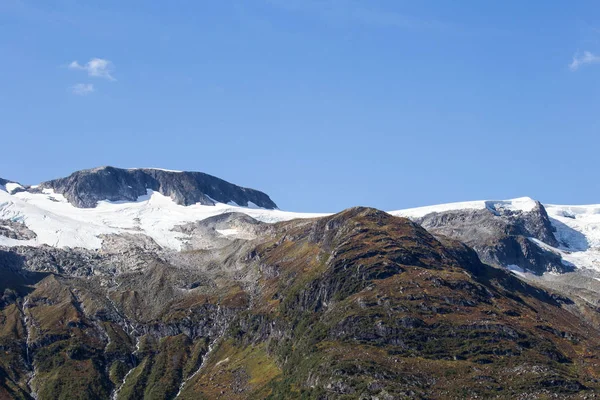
left=569, top=51, right=600, bottom=71
left=71, top=83, right=95, bottom=95
left=265, top=0, right=449, bottom=31
left=69, top=58, right=116, bottom=80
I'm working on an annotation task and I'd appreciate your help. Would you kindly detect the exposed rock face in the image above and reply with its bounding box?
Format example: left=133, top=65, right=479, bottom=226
left=413, top=201, right=568, bottom=274
left=0, top=219, right=36, bottom=241
left=38, top=166, right=278, bottom=209
left=172, top=212, right=273, bottom=250
left=2, top=207, right=600, bottom=399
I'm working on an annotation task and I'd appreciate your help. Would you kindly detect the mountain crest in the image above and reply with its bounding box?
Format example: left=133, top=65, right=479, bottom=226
left=38, top=166, right=278, bottom=209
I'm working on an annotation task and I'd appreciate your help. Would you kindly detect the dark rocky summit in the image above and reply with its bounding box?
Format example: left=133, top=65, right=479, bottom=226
left=412, top=201, right=570, bottom=275
left=37, top=166, right=278, bottom=209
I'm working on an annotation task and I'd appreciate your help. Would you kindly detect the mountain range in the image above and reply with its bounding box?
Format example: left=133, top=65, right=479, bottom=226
left=1, top=166, right=600, bottom=399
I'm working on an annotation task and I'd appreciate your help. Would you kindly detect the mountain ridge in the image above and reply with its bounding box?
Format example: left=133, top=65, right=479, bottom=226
left=1, top=167, right=600, bottom=398
left=2, top=205, right=600, bottom=398
left=34, top=166, right=278, bottom=209
left=1, top=167, right=598, bottom=276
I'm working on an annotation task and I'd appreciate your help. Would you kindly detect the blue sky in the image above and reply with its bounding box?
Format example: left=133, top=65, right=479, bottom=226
left=1, top=1, right=599, bottom=212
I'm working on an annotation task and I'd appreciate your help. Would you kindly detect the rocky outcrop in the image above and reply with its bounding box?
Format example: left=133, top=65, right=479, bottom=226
left=38, top=166, right=278, bottom=209
left=412, top=201, right=568, bottom=274
left=0, top=219, right=37, bottom=241
left=173, top=212, right=272, bottom=250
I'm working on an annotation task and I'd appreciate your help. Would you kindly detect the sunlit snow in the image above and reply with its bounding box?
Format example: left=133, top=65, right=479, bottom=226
left=389, top=197, right=538, bottom=219
left=1, top=189, right=598, bottom=273
left=5, top=182, right=24, bottom=194
left=0, top=188, right=324, bottom=250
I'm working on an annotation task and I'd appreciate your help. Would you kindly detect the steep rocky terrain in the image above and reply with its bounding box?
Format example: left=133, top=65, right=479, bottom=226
left=1, top=168, right=600, bottom=399
left=0, top=168, right=319, bottom=250
left=393, top=200, right=568, bottom=275
left=37, top=167, right=277, bottom=209
left=2, top=208, right=600, bottom=399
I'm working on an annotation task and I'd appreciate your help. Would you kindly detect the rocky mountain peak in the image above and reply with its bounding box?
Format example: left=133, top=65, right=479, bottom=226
left=411, top=199, right=564, bottom=274
left=37, top=166, right=278, bottom=209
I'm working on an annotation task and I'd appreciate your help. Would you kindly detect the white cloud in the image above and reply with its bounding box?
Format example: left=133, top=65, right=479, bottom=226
left=69, top=58, right=116, bottom=80
left=569, top=51, right=600, bottom=71
left=71, top=83, right=95, bottom=95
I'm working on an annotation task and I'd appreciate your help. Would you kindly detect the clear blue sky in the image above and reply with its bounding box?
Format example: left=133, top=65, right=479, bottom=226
left=1, top=1, right=599, bottom=212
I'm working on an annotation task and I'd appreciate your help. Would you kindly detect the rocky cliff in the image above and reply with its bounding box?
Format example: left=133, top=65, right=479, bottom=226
left=37, top=167, right=278, bottom=209
left=403, top=200, right=570, bottom=275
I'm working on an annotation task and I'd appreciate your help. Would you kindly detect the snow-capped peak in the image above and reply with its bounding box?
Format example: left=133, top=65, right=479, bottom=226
left=0, top=168, right=598, bottom=274
left=0, top=187, right=323, bottom=250
left=127, top=167, right=183, bottom=173
left=389, top=197, right=539, bottom=219
left=37, top=166, right=278, bottom=209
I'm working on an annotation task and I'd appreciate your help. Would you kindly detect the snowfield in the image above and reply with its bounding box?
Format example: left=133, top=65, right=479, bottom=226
left=544, top=203, right=600, bottom=271
left=0, top=188, right=324, bottom=250
left=1, top=189, right=598, bottom=272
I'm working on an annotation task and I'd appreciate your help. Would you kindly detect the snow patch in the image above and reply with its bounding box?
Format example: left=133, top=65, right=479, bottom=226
left=246, top=201, right=262, bottom=209
left=5, top=182, right=23, bottom=194
left=216, top=229, right=239, bottom=237
left=127, top=167, right=183, bottom=173
left=507, top=264, right=526, bottom=276
left=491, top=197, right=538, bottom=213
left=390, top=197, right=537, bottom=219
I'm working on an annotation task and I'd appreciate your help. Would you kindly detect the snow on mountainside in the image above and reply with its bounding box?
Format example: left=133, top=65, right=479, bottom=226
left=1, top=169, right=598, bottom=273
left=0, top=187, right=324, bottom=250
left=39, top=166, right=278, bottom=209
left=0, top=178, right=24, bottom=194
left=544, top=203, right=600, bottom=270
left=390, top=197, right=600, bottom=273
left=389, top=197, right=539, bottom=218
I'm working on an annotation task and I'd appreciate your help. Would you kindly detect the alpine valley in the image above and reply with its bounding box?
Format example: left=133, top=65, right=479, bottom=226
left=1, top=166, right=600, bottom=399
